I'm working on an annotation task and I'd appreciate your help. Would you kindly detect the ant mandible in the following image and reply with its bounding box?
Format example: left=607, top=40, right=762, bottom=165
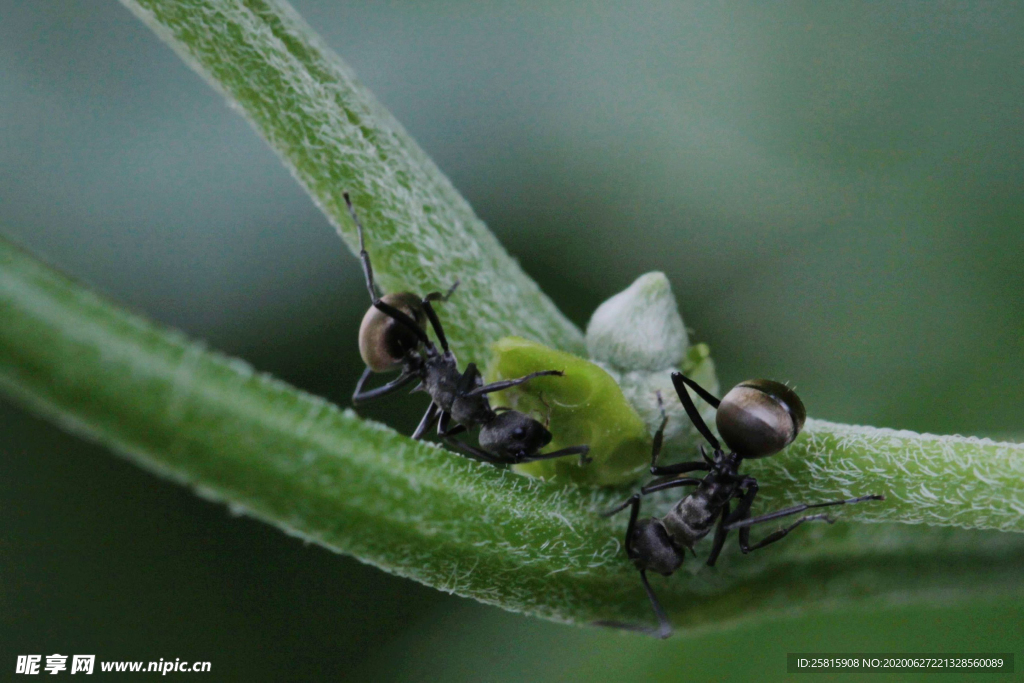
left=344, top=193, right=591, bottom=467
left=604, top=372, right=884, bottom=638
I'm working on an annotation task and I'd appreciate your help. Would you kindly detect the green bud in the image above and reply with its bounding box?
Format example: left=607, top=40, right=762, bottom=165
left=485, top=337, right=651, bottom=486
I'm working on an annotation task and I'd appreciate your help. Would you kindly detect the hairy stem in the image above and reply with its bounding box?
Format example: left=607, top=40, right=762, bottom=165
left=120, top=0, right=583, bottom=362
left=748, top=420, right=1024, bottom=532
left=2, top=237, right=1022, bottom=631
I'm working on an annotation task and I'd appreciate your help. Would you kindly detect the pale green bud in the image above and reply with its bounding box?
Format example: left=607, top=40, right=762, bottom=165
left=585, top=272, right=688, bottom=372
left=586, top=272, right=718, bottom=456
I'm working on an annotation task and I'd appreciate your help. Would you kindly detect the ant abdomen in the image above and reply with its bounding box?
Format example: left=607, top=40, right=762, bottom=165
left=358, top=292, right=426, bottom=371
left=716, top=379, right=806, bottom=458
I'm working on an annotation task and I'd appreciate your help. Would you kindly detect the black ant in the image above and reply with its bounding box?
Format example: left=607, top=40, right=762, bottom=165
left=604, top=372, right=884, bottom=638
left=344, top=193, right=591, bottom=467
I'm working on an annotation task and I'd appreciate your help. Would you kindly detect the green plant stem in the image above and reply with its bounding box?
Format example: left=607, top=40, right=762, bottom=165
left=120, top=0, right=583, bottom=363
left=748, top=420, right=1024, bottom=533
left=117, top=0, right=1024, bottom=533
left=3, top=237, right=1023, bottom=631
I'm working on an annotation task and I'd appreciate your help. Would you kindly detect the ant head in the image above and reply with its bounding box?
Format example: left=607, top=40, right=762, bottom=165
left=716, top=379, right=806, bottom=458
left=478, top=410, right=552, bottom=459
left=630, top=519, right=684, bottom=576
left=358, top=293, right=427, bottom=371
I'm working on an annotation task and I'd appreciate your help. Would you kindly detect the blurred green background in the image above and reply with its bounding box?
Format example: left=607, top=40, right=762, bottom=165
left=2, top=1, right=1022, bottom=680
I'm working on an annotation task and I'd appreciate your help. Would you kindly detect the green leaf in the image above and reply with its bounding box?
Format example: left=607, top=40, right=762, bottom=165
left=3, top=236, right=1023, bottom=631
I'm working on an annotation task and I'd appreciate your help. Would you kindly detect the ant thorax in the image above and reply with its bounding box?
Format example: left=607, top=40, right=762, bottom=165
left=421, top=354, right=460, bottom=411
left=661, top=479, right=729, bottom=549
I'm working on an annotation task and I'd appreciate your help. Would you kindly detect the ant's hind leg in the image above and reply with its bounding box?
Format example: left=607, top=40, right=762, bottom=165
left=640, top=570, right=673, bottom=639
left=737, top=514, right=833, bottom=554
left=726, top=494, right=884, bottom=554
left=352, top=369, right=419, bottom=404
left=599, top=495, right=672, bottom=638
left=724, top=494, right=884, bottom=532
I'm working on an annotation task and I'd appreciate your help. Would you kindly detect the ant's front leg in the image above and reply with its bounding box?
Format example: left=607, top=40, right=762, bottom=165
left=649, top=393, right=708, bottom=477
left=518, top=445, right=591, bottom=466
left=465, top=370, right=564, bottom=398
left=420, top=281, right=458, bottom=353
left=443, top=436, right=504, bottom=464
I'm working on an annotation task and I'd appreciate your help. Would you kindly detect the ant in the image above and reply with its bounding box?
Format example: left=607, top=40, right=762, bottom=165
left=344, top=193, right=591, bottom=467
left=604, top=372, right=884, bottom=638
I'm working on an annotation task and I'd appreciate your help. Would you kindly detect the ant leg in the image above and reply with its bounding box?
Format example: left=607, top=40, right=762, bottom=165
left=352, top=370, right=419, bottom=404
left=670, top=372, right=721, bottom=451
left=425, top=279, right=460, bottom=303
left=724, top=494, right=885, bottom=532
left=412, top=403, right=440, bottom=440
left=593, top=571, right=673, bottom=639
left=640, top=477, right=702, bottom=495
left=602, top=492, right=643, bottom=557
left=519, top=445, right=591, bottom=465
left=466, top=370, right=564, bottom=398
left=722, top=479, right=760, bottom=525
left=601, top=492, right=640, bottom=521
left=647, top=393, right=669, bottom=473
left=705, top=502, right=732, bottom=567
left=738, top=514, right=835, bottom=554
left=343, top=193, right=433, bottom=347
left=651, top=461, right=709, bottom=476
left=444, top=436, right=504, bottom=464
left=437, top=411, right=468, bottom=437
left=420, top=296, right=451, bottom=353
left=421, top=301, right=449, bottom=352
left=639, top=570, right=673, bottom=639
left=353, top=367, right=372, bottom=398
left=648, top=396, right=708, bottom=476
left=441, top=423, right=467, bottom=437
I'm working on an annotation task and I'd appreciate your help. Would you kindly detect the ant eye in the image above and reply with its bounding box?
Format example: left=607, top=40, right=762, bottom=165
left=513, top=426, right=526, bottom=439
